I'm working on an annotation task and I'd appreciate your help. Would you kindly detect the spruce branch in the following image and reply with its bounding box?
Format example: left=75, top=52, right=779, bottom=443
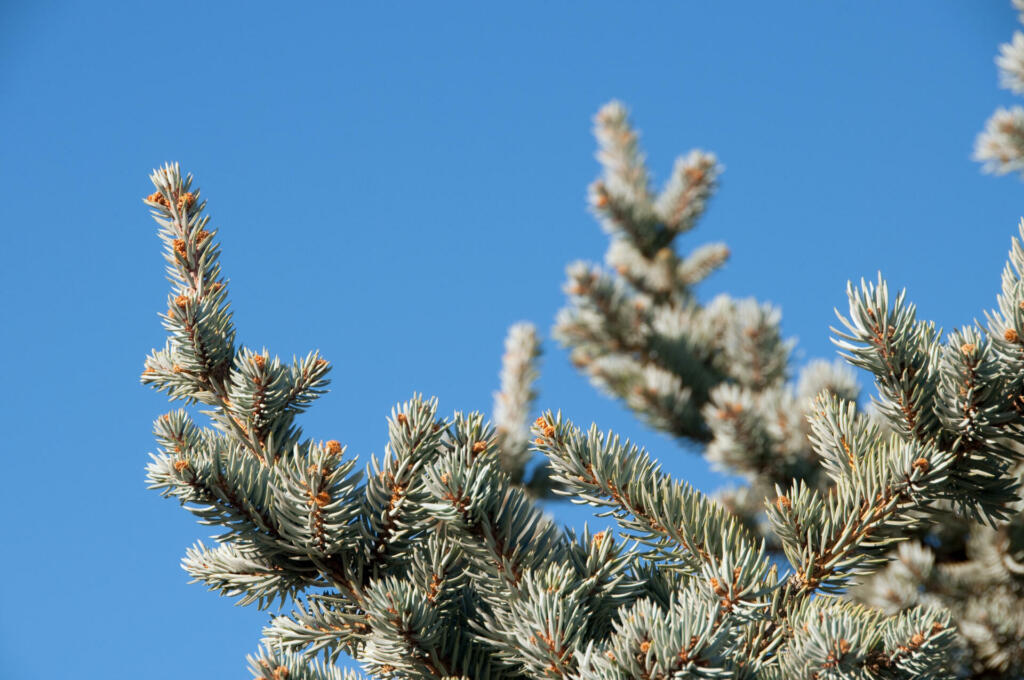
left=833, top=276, right=941, bottom=445
left=495, top=563, right=594, bottom=677
left=183, top=539, right=312, bottom=609
left=557, top=102, right=815, bottom=489
left=986, top=219, right=1024, bottom=407
left=262, top=595, right=369, bottom=664
left=270, top=440, right=364, bottom=559
left=654, top=150, right=720, bottom=238
left=768, top=600, right=955, bottom=680
left=359, top=575, right=455, bottom=678
left=977, top=6, right=1024, bottom=176
left=248, top=644, right=366, bottom=680
left=590, top=101, right=658, bottom=254
left=142, top=163, right=235, bottom=406
left=675, top=242, right=730, bottom=288
left=534, top=413, right=775, bottom=609
left=361, top=397, right=448, bottom=577
left=767, top=437, right=954, bottom=596
left=573, top=585, right=739, bottom=680
left=935, top=328, right=1022, bottom=522
left=492, top=323, right=542, bottom=485
left=805, top=394, right=883, bottom=486
left=420, top=428, right=565, bottom=595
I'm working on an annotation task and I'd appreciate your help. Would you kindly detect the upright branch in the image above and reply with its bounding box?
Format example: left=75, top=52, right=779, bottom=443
left=556, top=102, right=864, bottom=541
left=492, top=323, right=546, bottom=491
left=976, top=0, right=1024, bottom=176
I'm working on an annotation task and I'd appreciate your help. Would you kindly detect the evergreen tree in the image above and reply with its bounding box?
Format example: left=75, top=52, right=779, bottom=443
left=556, top=101, right=1024, bottom=679
left=141, top=10, right=1024, bottom=677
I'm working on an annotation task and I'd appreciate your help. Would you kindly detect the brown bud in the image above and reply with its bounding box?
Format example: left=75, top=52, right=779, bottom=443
left=173, top=459, right=190, bottom=472
left=639, top=640, right=651, bottom=653
left=910, top=633, right=925, bottom=647
left=838, top=639, right=851, bottom=655
left=685, top=167, right=706, bottom=183
left=912, top=457, right=929, bottom=473
left=174, top=294, right=189, bottom=308
left=472, top=441, right=486, bottom=454
left=775, top=495, right=791, bottom=511
left=960, top=343, right=976, bottom=355
left=146, top=191, right=169, bottom=207
left=1006, top=328, right=1019, bottom=343
left=252, top=355, right=266, bottom=369
left=172, top=239, right=187, bottom=258
left=726, top=402, right=743, bottom=416
left=325, top=440, right=342, bottom=455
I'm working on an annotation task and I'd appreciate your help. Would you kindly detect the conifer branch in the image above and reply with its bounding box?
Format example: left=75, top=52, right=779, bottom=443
left=248, top=644, right=366, bottom=680
left=534, top=413, right=775, bottom=608
left=183, top=540, right=311, bottom=609
left=977, top=5, right=1024, bottom=176
left=142, top=78, right=1024, bottom=676
left=493, top=323, right=542, bottom=486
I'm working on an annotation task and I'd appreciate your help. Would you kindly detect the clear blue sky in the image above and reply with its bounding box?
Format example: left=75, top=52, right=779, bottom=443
left=2, top=2, right=1023, bottom=677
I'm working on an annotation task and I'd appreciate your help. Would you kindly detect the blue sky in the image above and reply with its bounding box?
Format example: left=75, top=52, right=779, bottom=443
left=2, top=2, right=1023, bottom=677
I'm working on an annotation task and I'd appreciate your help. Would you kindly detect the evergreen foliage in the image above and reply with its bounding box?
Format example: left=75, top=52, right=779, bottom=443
left=142, top=13, right=1024, bottom=676
left=553, top=103, right=1024, bottom=677
left=977, top=0, right=1024, bottom=176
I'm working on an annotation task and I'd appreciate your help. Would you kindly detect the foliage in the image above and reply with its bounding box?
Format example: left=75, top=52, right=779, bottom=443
left=140, top=9, right=1024, bottom=675
left=977, top=0, right=1024, bottom=177
left=554, top=101, right=1024, bottom=678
